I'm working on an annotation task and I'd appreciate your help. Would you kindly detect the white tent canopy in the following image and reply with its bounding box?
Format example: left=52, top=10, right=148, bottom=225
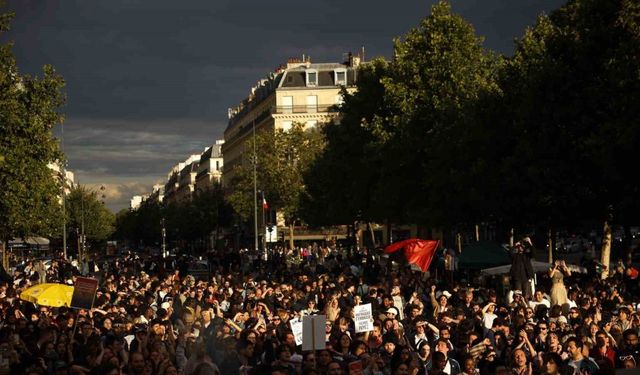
left=481, top=260, right=587, bottom=276
left=8, top=237, right=50, bottom=246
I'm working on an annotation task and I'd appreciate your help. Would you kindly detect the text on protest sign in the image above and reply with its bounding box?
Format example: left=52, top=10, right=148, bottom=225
left=354, top=303, right=373, bottom=333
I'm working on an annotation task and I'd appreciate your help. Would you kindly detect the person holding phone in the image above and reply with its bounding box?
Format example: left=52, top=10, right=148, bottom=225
left=549, top=260, right=571, bottom=307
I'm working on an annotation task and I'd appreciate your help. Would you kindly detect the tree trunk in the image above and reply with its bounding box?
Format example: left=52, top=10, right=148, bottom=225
left=288, top=224, right=295, bottom=250
left=1, top=240, right=7, bottom=271
left=600, top=221, right=612, bottom=279
left=356, top=224, right=364, bottom=251
left=368, top=222, right=376, bottom=248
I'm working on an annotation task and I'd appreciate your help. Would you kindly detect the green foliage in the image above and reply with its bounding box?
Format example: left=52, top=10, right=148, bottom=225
left=113, top=184, right=232, bottom=252
left=304, top=1, right=501, bottom=227
left=227, top=167, right=254, bottom=222
left=113, top=199, right=163, bottom=247
left=65, top=185, right=115, bottom=247
left=493, top=0, right=640, bottom=226
left=232, top=123, right=325, bottom=227
left=303, top=58, right=392, bottom=226
left=0, top=7, right=65, bottom=240
left=383, top=1, right=502, bottom=225
left=304, top=0, right=640, bottom=235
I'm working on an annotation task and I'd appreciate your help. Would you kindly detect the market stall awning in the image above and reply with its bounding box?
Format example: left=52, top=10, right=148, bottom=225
left=8, top=237, right=50, bottom=246
left=481, top=260, right=587, bottom=275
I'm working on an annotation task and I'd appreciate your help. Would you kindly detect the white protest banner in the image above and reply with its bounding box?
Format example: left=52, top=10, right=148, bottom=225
left=354, top=303, right=373, bottom=333
left=302, top=315, right=326, bottom=351
left=290, top=318, right=303, bottom=346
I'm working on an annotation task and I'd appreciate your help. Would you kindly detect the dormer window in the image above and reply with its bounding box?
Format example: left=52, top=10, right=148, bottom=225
left=306, top=70, right=318, bottom=87
left=334, top=68, right=347, bottom=86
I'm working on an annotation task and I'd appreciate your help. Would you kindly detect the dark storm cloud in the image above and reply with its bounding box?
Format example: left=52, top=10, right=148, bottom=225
left=2, top=0, right=565, bottom=210
left=59, top=117, right=218, bottom=178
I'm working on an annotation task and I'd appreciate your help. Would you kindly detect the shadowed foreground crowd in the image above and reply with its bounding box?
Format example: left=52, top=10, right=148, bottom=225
left=0, top=246, right=639, bottom=375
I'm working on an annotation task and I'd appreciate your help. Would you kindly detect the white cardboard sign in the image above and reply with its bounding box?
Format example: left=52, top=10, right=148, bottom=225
left=354, top=303, right=374, bottom=333
left=290, top=318, right=303, bottom=346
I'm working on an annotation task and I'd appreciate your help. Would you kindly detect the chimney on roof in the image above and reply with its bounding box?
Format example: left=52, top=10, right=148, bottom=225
left=286, top=57, right=309, bottom=69
left=346, top=51, right=360, bottom=68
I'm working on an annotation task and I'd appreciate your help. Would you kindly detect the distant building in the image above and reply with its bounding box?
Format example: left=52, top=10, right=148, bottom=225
left=164, top=154, right=200, bottom=204
left=195, top=140, right=224, bottom=192
left=148, top=184, right=164, bottom=203
left=130, top=195, right=146, bottom=210
left=222, top=54, right=360, bottom=186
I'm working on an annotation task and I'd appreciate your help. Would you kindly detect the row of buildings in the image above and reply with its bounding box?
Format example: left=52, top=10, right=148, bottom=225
left=130, top=140, right=224, bottom=209
left=130, top=53, right=361, bottom=211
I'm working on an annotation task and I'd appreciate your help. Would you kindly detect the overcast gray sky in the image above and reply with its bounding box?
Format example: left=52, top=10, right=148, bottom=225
left=2, top=0, right=564, bottom=211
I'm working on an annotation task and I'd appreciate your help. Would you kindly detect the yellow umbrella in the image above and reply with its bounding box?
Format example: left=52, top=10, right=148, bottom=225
left=20, top=283, right=74, bottom=307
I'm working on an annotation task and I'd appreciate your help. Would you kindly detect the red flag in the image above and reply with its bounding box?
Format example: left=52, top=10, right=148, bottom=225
left=384, top=238, right=440, bottom=272
left=384, top=238, right=416, bottom=254
left=262, top=197, right=268, bottom=210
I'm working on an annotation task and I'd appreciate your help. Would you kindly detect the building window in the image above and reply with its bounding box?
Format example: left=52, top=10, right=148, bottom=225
left=306, top=70, right=318, bottom=87
left=335, top=69, right=347, bottom=85
left=215, top=160, right=220, bottom=171
left=306, top=95, right=318, bottom=113
left=282, top=121, right=293, bottom=131
left=282, top=96, right=293, bottom=114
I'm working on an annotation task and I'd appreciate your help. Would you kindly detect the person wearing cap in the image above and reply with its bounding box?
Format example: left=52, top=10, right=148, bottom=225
left=385, top=306, right=400, bottom=319
left=431, top=338, right=461, bottom=375
left=430, top=285, right=450, bottom=319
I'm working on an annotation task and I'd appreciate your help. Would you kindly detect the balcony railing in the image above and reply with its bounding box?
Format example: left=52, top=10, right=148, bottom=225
left=271, top=104, right=339, bottom=114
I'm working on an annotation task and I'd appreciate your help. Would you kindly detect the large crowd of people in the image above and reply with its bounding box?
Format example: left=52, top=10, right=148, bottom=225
left=0, top=240, right=639, bottom=375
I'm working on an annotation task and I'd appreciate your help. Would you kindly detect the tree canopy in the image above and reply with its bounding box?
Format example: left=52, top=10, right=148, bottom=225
left=302, top=0, right=640, bottom=240
left=0, top=7, right=65, bottom=241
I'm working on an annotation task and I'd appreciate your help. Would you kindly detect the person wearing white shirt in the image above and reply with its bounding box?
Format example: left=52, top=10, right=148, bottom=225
left=482, top=302, right=498, bottom=332
left=529, top=290, right=551, bottom=311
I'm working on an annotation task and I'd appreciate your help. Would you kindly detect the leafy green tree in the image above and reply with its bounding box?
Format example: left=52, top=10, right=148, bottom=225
left=233, top=123, right=325, bottom=248
left=65, top=185, right=115, bottom=254
left=113, top=208, right=137, bottom=246
left=191, top=184, right=233, bottom=244
left=494, top=0, right=640, bottom=267
left=303, top=58, right=392, bottom=228
left=382, top=0, right=501, bottom=226
left=305, top=1, right=501, bottom=237
left=227, top=167, right=254, bottom=223
left=0, top=6, right=65, bottom=266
